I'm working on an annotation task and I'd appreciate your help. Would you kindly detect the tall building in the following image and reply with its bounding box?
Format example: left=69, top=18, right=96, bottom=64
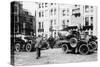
left=11, top=1, right=36, bottom=37
left=59, top=4, right=72, bottom=29
left=11, top=1, right=23, bottom=35
left=36, top=2, right=59, bottom=38
left=35, top=3, right=97, bottom=38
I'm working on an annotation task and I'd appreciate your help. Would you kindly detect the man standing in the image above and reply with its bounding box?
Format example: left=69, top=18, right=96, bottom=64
left=35, top=35, right=42, bottom=59
left=48, top=36, right=55, bottom=49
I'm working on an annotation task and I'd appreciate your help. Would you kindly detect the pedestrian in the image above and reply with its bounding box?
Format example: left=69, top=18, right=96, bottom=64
left=48, top=36, right=55, bottom=49
left=35, top=35, right=42, bottom=59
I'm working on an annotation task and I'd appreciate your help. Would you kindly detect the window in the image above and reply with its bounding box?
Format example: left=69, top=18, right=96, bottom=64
left=15, top=24, right=19, bottom=33
left=91, top=6, right=93, bottom=12
left=14, top=15, right=18, bottom=22
left=23, top=23, right=25, bottom=28
left=85, top=5, right=89, bottom=12
left=54, top=8, right=56, bottom=15
left=62, top=10, right=66, bottom=16
left=67, top=20, right=69, bottom=22
left=45, top=3, right=47, bottom=7
left=14, top=6, right=17, bottom=13
left=51, top=20, right=53, bottom=26
left=51, top=3, right=53, bottom=5
left=63, top=20, right=65, bottom=24
left=85, top=17, right=89, bottom=26
left=62, top=20, right=65, bottom=28
left=42, top=11, right=44, bottom=17
left=39, top=12, right=41, bottom=17
left=42, top=3, right=44, bottom=8
left=42, top=22, right=44, bottom=29
left=91, top=16, right=93, bottom=23
left=50, top=9, right=53, bottom=15
left=39, top=3, right=41, bottom=8
left=39, top=22, right=41, bottom=29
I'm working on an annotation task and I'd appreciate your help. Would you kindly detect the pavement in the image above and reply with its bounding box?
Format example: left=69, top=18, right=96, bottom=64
left=14, top=48, right=97, bottom=66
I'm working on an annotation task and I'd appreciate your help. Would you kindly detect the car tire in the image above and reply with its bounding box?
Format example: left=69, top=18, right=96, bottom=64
left=88, top=41, right=97, bottom=52
left=15, top=43, right=21, bottom=52
left=62, top=44, right=68, bottom=53
left=79, top=44, right=89, bottom=55
left=26, top=43, right=32, bottom=52
left=70, top=37, right=78, bottom=48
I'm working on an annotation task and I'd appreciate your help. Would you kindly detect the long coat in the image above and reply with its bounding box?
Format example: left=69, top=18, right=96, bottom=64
left=35, top=37, right=42, bottom=48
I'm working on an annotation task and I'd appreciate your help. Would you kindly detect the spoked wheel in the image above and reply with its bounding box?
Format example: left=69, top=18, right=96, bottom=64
left=62, top=44, right=68, bottom=53
left=15, top=43, right=20, bottom=52
left=79, top=44, right=89, bottom=55
left=70, top=37, right=78, bottom=48
left=88, top=41, right=97, bottom=52
left=26, top=43, right=32, bottom=52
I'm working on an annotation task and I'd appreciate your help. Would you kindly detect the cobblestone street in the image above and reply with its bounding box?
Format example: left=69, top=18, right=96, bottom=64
left=14, top=48, right=97, bottom=66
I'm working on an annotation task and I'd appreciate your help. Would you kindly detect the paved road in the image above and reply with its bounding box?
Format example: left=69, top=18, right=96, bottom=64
left=14, top=48, right=97, bottom=66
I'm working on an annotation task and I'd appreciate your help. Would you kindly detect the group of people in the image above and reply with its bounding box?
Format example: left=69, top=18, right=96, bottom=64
left=35, top=35, right=55, bottom=59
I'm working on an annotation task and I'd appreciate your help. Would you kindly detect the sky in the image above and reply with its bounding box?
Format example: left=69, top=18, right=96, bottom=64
left=22, top=1, right=38, bottom=16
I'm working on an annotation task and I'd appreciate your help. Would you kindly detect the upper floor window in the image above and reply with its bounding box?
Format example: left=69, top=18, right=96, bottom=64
left=85, top=5, right=89, bottom=12
left=62, top=20, right=65, bottom=28
left=15, top=24, right=19, bottom=33
left=54, top=19, right=56, bottom=25
left=39, top=3, right=41, bottom=8
left=45, top=3, right=47, bottom=7
left=42, top=3, right=44, bottom=8
left=14, top=6, right=17, bottom=13
left=85, top=17, right=89, bottom=26
left=91, top=6, right=93, bottom=12
left=50, top=20, right=53, bottom=26
left=42, top=11, right=44, bottom=17
left=91, top=16, right=93, bottom=22
left=42, top=22, right=44, bottom=29
left=51, top=3, right=53, bottom=5
left=50, top=9, right=53, bottom=15
left=39, top=22, right=41, bottom=29
left=62, top=10, right=66, bottom=16
left=54, top=8, right=56, bottom=15
left=39, top=12, right=41, bottom=17
left=67, top=20, right=69, bottom=22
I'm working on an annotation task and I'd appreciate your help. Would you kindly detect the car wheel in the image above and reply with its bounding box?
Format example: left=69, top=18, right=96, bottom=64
left=62, top=44, right=68, bottom=53
left=88, top=41, right=97, bottom=52
left=26, top=43, right=32, bottom=52
left=79, top=44, right=89, bottom=55
left=70, top=37, right=78, bottom=48
left=15, top=43, right=20, bottom=52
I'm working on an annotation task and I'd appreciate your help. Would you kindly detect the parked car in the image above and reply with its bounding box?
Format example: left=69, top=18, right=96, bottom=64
left=11, top=34, right=36, bottom=52
left=55, top=30, right=97, bottom=55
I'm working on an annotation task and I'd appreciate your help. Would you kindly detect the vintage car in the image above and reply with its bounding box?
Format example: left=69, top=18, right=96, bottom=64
left=12, top=34, right=36, bottom=52
left=55, top=30, right=97, bottom=55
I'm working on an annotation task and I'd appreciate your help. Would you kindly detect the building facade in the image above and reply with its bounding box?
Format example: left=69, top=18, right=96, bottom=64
left=35, top=3, right=97, bottom=38
left=83, top=5, right=97, bottom=36
left=11, top=1, right=36, bottom=37
left=36, top=2, right=59, bottom=38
